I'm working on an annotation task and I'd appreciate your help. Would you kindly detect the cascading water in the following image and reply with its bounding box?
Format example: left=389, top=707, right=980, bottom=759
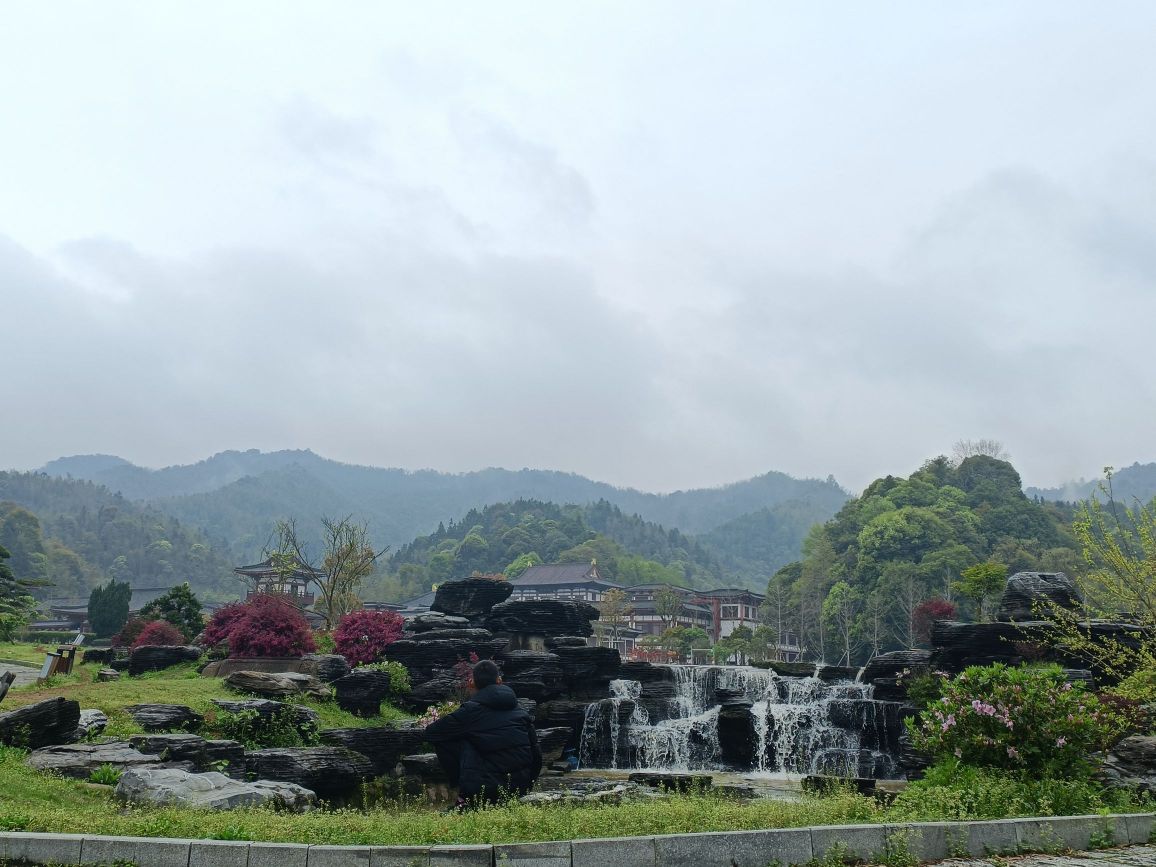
left=578, top=664, right=901, bottom=778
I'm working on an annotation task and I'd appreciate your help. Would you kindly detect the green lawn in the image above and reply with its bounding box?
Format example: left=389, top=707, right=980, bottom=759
left=0, top=640, right=58, bottom=667
left=2, top=660, right=409, bottom=739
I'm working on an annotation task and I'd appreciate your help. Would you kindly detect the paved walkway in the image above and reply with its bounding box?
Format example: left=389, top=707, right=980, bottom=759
left=0, top=661, right=40, bottom=690
left=937, top=845, right=1156, bottom=866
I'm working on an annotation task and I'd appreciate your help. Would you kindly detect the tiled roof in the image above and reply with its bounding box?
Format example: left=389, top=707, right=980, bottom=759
left=512, top=563, right=619, bottom=587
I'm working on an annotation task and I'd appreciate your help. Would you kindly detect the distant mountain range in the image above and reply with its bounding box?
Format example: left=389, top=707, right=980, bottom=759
left=1026, top=461, right=1156, bottom=506
left=38, top=450, right=851, bottom=590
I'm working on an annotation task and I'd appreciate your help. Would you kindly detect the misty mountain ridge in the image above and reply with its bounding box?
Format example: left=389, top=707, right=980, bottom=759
left=1026, top=461, right=1156, bottom=507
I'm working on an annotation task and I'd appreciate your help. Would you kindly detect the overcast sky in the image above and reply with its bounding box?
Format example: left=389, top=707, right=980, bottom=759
left=4, top=2, right=1156, bottom=494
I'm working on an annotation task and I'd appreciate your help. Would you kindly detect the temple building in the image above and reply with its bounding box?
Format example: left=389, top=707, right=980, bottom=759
left=234, top=557, right=324, bottom=608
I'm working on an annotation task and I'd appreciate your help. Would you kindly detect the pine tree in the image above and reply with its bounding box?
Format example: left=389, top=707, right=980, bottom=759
left=88, top=579, right=131, bottom=637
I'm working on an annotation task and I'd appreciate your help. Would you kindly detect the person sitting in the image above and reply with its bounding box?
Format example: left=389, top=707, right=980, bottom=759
left=423, top=659, right=542, bottom=808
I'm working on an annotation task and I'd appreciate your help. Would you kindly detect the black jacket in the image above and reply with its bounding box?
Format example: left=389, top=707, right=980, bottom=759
left=424, top=684, right=542, bottom=796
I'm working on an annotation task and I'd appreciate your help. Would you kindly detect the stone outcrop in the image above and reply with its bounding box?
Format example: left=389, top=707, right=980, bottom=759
left=332, top=669, right=393, bottom=717
left=74, top=709, right=109, bottom=740
left=496, top=650, right=564, bottom=701
left=128, top=645, right=202, bottom=675
left=115, top=767, right=316, bottom=811
left=301, top=653, right=351, bottom=683
left=382, top=635, right=509, bottom=676
left=125, top=703, right=204, bottom=732
left=535, top=726, right=573, bottom=763
left=1099, top=735, right=1156, bottom=793
left=26, top=742, right=173, bottom=778
left=431, top=578, right=513, bottom=618
left=485, top=599, right=599, bottom=638
left=126, top=733, right=244, bottom=770
left=552, top=645, right=621, bottom=699
left=244, top=747, right=375, bottom=800
left=320, top=724, right=427, bottom=776
left=224, top=670, right=330, bottom=700
left=998, top=571, right=1082, bottom=622
left=859, top=649, right=932, bottom=702
left=0, top=698, right=81, bottom=748
left=409, top=612, right=471, bottom=632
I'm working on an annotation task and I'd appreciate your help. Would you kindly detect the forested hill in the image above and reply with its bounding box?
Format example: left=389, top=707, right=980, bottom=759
left=0, top=472, right=235, bottom=601
left=40, top=449, right=849, bottom=563
left=379, top=499, right=727, bottom=601
left=1027, top=461, right=1156, bottom=506
left=770, top=455, right=1080, bottom=663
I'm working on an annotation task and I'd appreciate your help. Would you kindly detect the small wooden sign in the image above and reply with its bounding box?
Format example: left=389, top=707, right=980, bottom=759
left=37, top=652, right=61, bottom=685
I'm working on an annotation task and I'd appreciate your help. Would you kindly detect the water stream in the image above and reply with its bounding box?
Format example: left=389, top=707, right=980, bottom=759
left=578, top=664, right=900, bottom=778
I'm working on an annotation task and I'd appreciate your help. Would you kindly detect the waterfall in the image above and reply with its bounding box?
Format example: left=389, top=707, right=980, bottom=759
left=578, top=664, right=900, bottom=778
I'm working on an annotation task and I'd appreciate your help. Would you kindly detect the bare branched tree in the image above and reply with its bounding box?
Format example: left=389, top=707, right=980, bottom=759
left=318, top=515, right=388, bottom=630
left=951, top=438, right=1010, bottom=465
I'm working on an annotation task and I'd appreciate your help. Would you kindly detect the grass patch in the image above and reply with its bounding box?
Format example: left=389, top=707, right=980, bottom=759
left=2, top=661, right=410, bottom=738
left=0, top=744, right=880, bottom=844
left=0, top=640, right=58, bottom=667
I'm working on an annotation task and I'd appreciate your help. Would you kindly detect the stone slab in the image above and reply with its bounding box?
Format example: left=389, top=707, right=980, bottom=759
left=429, top=844, right=493, bottom=866
left=249, top=840, right=311, bottom=867
left=309, top=844, right=373, bottom=866
left=1126, top=813, right=1156, bottom=845
left=964, top=819, right=1021, bottom=857
left=885, top=822, right=950, bottom=863
left=572, top=835, right=657, bottom=867
left=371, top=845, right=431, bottom=866
left=810, top=823, right=887, bottom=862
left=494, top=840, right=572, bottom=867
left=653, top=828, right=812, bottom=866
left=0, top=831, right=86, bottom=866
left=81, top=834, right=192, bottom=867
left=190, top=839, right=251, bottom=867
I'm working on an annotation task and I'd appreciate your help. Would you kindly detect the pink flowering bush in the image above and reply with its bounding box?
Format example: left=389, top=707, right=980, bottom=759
left=907, top=663, right=1118, bottom=777
left=333, top=610, right=405, bottom=667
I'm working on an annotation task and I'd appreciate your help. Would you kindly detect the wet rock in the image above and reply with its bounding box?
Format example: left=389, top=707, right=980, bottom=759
left=301, top=653, right=351, bottom=683
left=244, top=747, right=374, bottom=800
left=534, top=699, right=590, bottom=733
left=0, top=697, right=81, bottom=748
left=431, top=578, right=513, bottom=618
left=333, top=669, right=392, bottom=717
left=125, top=703, right=203, bottom=732
left=617, top=661, right=670, bottom=682
left=26, top=742, right=169, bottom=778
left=115, top=767, right=316, bottom=811
left=224, top=670, right=330, bottom=700
left=825, top=699, right=909, bottom=752
left=628, top=771, right=713, bottom=791
left=485, top=599, right=599, bottom=637
left=897, top=730, right=931, bottom=780
left=74, top=709, right=108, bottom=740
left=408, top=612, right=470, bottom=632
left=128, top=645, right=202, bottom=675
left=718, top=703, right=756, bottom=768
left=520, top=780, right=661, bottom=804
left=320, top=724, right=427, bottom=776
left=535, top=726, right=573, bottom=763
left=998, top=571, right=1082, bottom=622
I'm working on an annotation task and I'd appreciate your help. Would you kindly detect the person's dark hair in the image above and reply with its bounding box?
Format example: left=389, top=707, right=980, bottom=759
left=472, top=659, right=500, bottom=689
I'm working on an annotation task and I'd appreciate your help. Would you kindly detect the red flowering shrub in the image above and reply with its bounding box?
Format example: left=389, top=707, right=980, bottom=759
left=111, top=616, right=150, bottom=648
left=912, top=597, right=957, bottom=645
left=131, top=619, right=186, bottom=648
left=334, top=610, right=404, bottom=667
left=201, top=595, right=315, bottom=658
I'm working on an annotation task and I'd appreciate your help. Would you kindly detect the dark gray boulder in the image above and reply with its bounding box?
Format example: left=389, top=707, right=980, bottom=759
left=431, top=578, right=513, bottom=618
left=115, top=767, right=316, bottom=811
left=382, top=635, right=509, bottom=675
left=552, top=645, right=621, bottom=698
left=1100, top=735, right=1156, bottom=793
left=860, top=649, right=933, bottom=702
left=997, top=571, right=1082, bottom=622
left=485, top=599, right=599, bottom=637
left=244, top=747, right=374, bottom=800
left=333, top=669, right=392, bottom=717
left=319, top=724, right=427, bottom=776
left=0, top=698, right=81, bottom=748
left=210, top=699, right=319, bottom=737
left=125, top=703, right=204, bottom=732
left=224, top=670, right=330, bottom=700
left=496, top=650, right=564, bottom=702
left=129, top=733, right=225, bottom=767
left=408, top=612, right=471, bottom=632
left=301, top=653, right=351, bottom=683
left=74, top=709, right=109, bottom=740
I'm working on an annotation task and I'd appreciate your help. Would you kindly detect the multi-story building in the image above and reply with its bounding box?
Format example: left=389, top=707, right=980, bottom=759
left=690, top=587, right=764, bottom=640
left=622, top=584, right=714, bottom=636
left=508, top=562, right=619, bottom=603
